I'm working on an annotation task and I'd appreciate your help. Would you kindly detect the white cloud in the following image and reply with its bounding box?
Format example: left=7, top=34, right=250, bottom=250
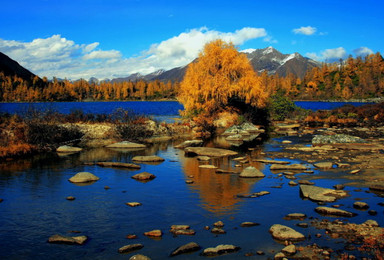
left=306, top=47, right=347, bottom=62
left=0, top=27, right=270, bottom=80
left=354, top=46, right=373, bottom=57
left=293, top=26, right=317, bottom=35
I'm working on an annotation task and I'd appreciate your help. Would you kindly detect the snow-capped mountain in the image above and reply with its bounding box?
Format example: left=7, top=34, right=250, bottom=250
left=243, top=46, right=320, bottom=78
left=108, top=47, right=319, bottom=83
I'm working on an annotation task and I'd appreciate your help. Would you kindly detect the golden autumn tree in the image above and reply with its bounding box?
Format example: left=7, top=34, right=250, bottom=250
left=178, top=39, right=268, bottom=132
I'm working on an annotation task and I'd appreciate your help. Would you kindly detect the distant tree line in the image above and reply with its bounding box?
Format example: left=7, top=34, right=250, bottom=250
left=0, top=53, right=383, bottom=102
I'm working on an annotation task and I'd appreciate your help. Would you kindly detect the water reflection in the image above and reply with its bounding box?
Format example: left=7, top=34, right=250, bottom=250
left=179, top=145, right=265, bottom=216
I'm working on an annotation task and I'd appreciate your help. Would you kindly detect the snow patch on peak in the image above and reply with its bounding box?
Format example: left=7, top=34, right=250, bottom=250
left=263, top=46, right=274, bottom=55
left=241, top=48, right=257, bottom=54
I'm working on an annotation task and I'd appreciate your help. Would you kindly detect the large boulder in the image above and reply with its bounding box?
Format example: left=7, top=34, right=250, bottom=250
left=239, top=166, right=265, bottom=178
left=184, top=147, right=238, bottom=157
left=300, top=185, right=348, bottom=202
left=68, top=172, right=100, bottom=183
left=269, top=224, right=305, bottom=241
left=312, top=134, right=366, bottom=144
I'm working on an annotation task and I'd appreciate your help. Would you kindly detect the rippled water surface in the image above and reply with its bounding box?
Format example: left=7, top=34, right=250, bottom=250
left=1, top=136, right=383, bottom=259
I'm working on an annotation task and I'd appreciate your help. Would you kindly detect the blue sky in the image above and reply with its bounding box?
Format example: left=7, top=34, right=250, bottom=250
left=0, top=0, right=383, bottom=79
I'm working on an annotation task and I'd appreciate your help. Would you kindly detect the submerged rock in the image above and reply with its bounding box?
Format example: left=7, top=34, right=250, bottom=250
left=68, top=172, right=100, bottom=183
left=171, top=242, right=201, bottom=257
left=201, top=244, right=240, bottom=256
left=269, top=224, right=305, bottom=241
left=48, top=234, right=88, bottom=245
left=132, top=156, right=165, bottom=162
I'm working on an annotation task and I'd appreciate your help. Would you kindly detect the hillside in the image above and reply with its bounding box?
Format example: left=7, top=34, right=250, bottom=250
left=0, top=52, right=37, bottom=81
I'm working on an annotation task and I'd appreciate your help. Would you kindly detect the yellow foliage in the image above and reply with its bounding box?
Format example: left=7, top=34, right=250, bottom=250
left=177, top=40, right=268, bottom=127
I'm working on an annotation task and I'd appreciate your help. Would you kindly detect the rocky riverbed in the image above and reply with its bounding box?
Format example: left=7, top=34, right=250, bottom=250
left=1, top=120, right=384, bottom=259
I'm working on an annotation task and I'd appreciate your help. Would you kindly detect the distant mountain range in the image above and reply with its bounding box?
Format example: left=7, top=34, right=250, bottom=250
left=0, top=47, right=320, bottom=84
left=109, top=47, right=319, bottom=83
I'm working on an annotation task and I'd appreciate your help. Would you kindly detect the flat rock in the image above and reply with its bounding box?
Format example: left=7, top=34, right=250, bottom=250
left=315, top=206, right=355, bottom=217
left=170, top=225, right=195, bottom=235
left=126, top=202, right=142, bottom=207
left=118, top=244, right=144, bottom=253
left=239, top=166, right=265, bottom=178
left=284, top=213, right=306, bottom=220
left=312, top=134, right=366, bottom=144
left=270, top=164, right=307, bottom=171
left=300, top=185, right=348, bottom=202
left=240, top=222, right=260, bottom=227
left=298, top=180, right=315, bottom=185
left=211, top=228, right=226, bottom=234
left=197, top=156, right=210, bottom=161
left=68, top=172, right=100, bottom=183
left=129, top=255, right=151, bottom=260
left=170, top=242, right=201, bottom=256
left=131, top=172, right=156, bottom=181
left=48, top=234, right=88, bottom=245
left=56, top=145, right=82, bottom=153
left=201, top=244, right=240, bottom=256
left=254, top=159, right=290, bottom=165
left=282, top=244, right=296, bottom=255
left=97, top=162, right=141, bottom=169
left=198, top=165, right=217, bottom=169
left=216, top=168, right=236, bottom=174
left=269, top=224, right=305, bottom=241
left=313, top=162, right=333, bottom=169
left=353, top=201, right=369, bottom=209
left=369, top=185, right=384, bottom=192
left=144, top=230, right=162, bottom=237
left=184, top=147, right=238, bottom=157
left=174, top=140, right=203, bottom=149
left=132, top=156, right=165, bottom=162
left=107, top=141, right=146, bottom=149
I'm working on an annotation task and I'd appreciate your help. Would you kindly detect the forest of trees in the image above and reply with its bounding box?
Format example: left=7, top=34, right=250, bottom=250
left=0, top=52, right=383, bottom=102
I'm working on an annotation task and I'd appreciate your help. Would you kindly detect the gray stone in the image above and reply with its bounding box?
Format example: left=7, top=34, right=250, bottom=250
left=282, top=244, right=296, bottom=255
left=96, top=162, right=141, bottom=169
left=270, top=164, right=307, bottom=171
left=48, top=234, right=88, bottom=245
left=202, top=244, right=240, bottom=256
left=315, top=206, right=355, bottom=217
left=129, top=254, right=151, bottom=260
left=170, top=242, right=201, bottom=256
left=269, top=224, right=305, bottom=241
left=107, top=141, right=146, bottom=149
left=57, top=145, right=82, bottom=153
left=300, top=185, right=348, bottom=202
left=118, top=244, right=144, bottom=253
left=174, top=140, right=203, bottom=149
left=184, top=147, right=238, bottom=157
left=131, top=172, right=156, bottom=181
left=313, top=162, right=333, bottom=169
left=239, top=166, right=265, bottom=178
left=312, top=134, right=366, bottom=144
left=68, top=172, right=100, bottom=183
left=132, top=156, right=165, bottom=162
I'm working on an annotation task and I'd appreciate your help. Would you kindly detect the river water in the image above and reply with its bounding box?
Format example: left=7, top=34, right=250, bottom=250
left=0, top=101, right=382, bottom=259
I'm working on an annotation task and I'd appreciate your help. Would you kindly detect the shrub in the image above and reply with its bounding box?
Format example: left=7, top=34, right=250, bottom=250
left=269, top=94, right=297, bottom=121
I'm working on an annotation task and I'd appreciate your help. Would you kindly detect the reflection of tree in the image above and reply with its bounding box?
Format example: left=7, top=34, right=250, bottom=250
left=180, top=155, right=262, bottom=216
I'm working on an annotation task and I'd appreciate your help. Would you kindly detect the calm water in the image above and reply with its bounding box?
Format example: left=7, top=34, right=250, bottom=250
left=0, top=136, right=383, bottom=259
